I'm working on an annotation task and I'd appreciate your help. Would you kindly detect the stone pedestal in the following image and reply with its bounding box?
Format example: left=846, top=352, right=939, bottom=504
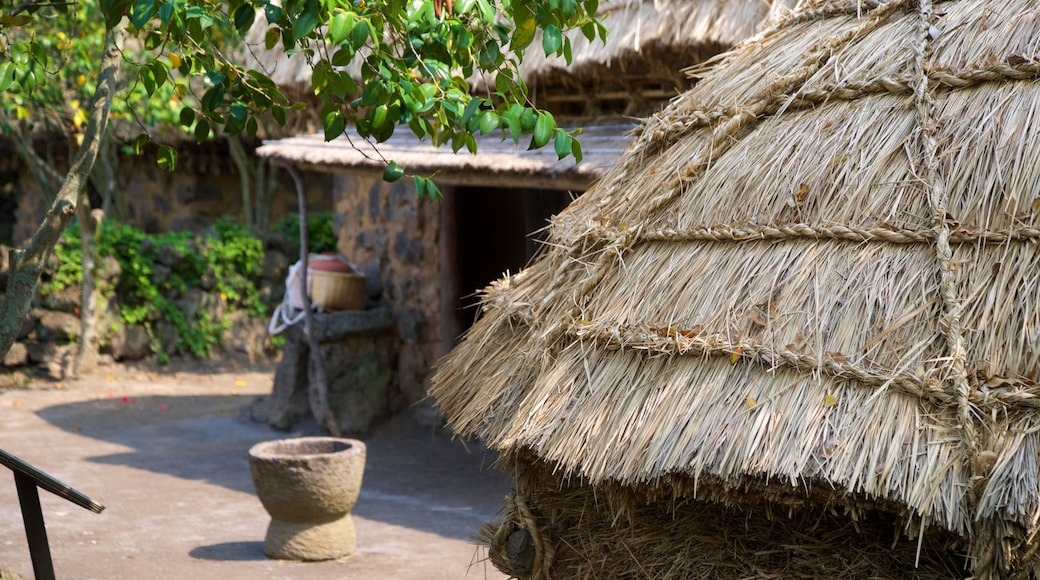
left=248, top=437, right=366, bottom=561
left=267, top=307, right=399, bottom=434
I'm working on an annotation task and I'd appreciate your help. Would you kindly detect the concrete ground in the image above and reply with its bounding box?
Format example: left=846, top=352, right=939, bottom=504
left=0, top=357, right=510, bottom=580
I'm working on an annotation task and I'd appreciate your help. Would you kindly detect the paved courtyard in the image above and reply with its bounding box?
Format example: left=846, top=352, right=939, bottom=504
left=0, top=357, right=509, bottom=579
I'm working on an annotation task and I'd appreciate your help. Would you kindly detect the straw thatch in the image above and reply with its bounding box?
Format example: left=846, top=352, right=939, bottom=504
left=510, top=0, right=799, bottom=116
left=519, top=0, right=794, bottom=84
left=431, top=0, right=1040, bottom=577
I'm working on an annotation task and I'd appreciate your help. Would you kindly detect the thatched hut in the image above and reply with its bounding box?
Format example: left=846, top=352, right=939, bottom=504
left=431, top=0, right=1040, bottom=577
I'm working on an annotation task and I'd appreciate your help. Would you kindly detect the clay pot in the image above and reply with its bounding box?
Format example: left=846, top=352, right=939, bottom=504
left=248, top=437, right=366, bottom=561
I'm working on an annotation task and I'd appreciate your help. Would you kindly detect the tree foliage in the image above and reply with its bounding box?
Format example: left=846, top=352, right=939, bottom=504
left=3, top=0, right=606, bottom=197
left=0, top=0, right=606, bottom=369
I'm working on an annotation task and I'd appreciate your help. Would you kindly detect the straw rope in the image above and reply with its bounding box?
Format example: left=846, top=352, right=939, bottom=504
left=564, top=321, right=1040, bottom=412
left=770, top=0, right=893, bottom=29
left=603, top=222, right=1040, bottom=245
left=910, top=1, right=995, bottom=573
left=639, top=59, right=1040, bottom=166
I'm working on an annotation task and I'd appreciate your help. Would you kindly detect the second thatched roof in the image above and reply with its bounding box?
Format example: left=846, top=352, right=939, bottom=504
left=431, top=0, right=1040, bottom=575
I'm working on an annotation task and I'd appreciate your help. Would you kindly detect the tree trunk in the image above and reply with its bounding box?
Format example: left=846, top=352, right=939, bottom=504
left=0, top=20, right=125, bottom=362
left=92, top=131, right=125, bottom=221
left=228, top=135, right=254, bottom=229
left=229, top=135, right=278, bottom=230
left=74, top=200, right=101, bottom=376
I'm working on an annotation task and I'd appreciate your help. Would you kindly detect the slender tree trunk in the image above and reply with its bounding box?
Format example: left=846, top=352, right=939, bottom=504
left=228, top=135, right=255, bottom=229
left=92, top=131, right=124, bottom=221
left=256, top=159, right=277, bottom=231
left=74, top=200, right=101, bottom=376
left=229, top=135, right=278, bottom=230
left=0, top=20, right=125, bottom=362
left=286, top=165, right=340, bottom=437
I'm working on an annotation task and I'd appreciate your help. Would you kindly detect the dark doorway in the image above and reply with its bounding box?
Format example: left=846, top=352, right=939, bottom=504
left=447, top=186, right=573, bottom=336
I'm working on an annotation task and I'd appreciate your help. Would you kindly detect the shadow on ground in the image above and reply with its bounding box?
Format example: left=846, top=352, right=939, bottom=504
left=35, top=393, right=509, bottom=543
left=188, top=541, right=266, bottom=561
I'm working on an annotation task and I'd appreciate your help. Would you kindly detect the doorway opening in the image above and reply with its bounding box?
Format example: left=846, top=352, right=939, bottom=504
left=444, top=186, right=573, bottom=343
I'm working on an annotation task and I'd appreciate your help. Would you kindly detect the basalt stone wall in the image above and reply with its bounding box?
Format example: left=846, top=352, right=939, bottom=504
left=331, top=172, right=446, bottom=405
left=0, top=139, right=332, bottom=245
left=0, top=232, right=294, bottom=384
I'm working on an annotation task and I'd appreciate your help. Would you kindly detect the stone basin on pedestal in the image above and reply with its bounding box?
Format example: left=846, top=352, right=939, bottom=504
left=248, top=437, right=366, bottom=561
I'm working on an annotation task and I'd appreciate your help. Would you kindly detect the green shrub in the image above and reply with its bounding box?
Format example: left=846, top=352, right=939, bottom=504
left=46, top=217, right=268, bottom=359
left=272, top=211, right=337, bottom=255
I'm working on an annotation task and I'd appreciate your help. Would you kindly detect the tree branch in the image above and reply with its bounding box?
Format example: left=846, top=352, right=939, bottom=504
left=0, top=18, right=125, bottom=360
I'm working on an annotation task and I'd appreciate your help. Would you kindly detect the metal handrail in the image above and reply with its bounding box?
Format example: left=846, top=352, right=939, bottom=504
left=0, top=449, right=104, bottom=580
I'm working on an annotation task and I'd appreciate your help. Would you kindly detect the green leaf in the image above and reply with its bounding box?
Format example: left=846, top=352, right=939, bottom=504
left=520, top=107, right=538, bottom=132
left=561, top=0, right=577, bottom=19
left=331, top=47, right=354, bottom=67
left=413, top=175, right=429, bottom=197
left=272, top=105, right=287, bottom=126
left=178, top=107, right=196, bottom=127
left=511, top=6, right=536, bottom=51
left=264, top=27, right=281, bottom=50
left=502, top=108, right=521, bottom=143
left=195, top=119, right=211, bottom=141
left=580, top=21, right=596, bottom=41
left=477, top=110, right=499, bottom=134
left=530, top=111, right=555, bottom=149
left=553, top=129, right=572, bottom=160
left=474, top=0, right=495, bottom=23
left=264, top=4, right=283, bottom=24
left=140, top=67, right=156, bottom=97
left=361, top=80, right=388, bottom=106
left=323, top=109, right=346, bottom=140
left=350, top=19, right=370, bottom=49
left=292, top=0, right=321, bottom=41
left=461, top=97, right=482, bottom=125
left=329, top=11, right=355, bottom=45
left=130, top=0, right=155, bottom=29
left=383, top=161, right=405, bottom=182
left=246, top=117, right=259, bottom=139
left=131, top=133, right=150, bottom=155
left=371, top=104, right=398, bottom=142
left=233, top=5, right=256, bottom=33
left=542, top=24, right=562, bottom=56
left=571, top=137, right=583, bottom=163
left=229, top=102, right=247, bottom=124
left=157, top=145, right=177, bottom=171
left=150, top=60, right=168, bottom=88
left=201, top=86, right=225, bottom=111
left=413, top=175, right=440, bottom=199
left=0, top=62, right=14, bottom=92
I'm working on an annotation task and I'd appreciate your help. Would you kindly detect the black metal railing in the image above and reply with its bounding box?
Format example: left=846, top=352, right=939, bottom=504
left=0, top=449, right=104, bottom=580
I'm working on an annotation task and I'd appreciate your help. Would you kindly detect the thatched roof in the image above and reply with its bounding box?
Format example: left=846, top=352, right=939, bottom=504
left=519, top=0, right=794, bottom=84
left=431, top=0, right=1040, bottom=575
left=255, top=122, right=635, bottom=190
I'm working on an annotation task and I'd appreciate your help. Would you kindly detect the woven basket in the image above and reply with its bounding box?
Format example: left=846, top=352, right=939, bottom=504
left=309, top=270, right=365, bottom=311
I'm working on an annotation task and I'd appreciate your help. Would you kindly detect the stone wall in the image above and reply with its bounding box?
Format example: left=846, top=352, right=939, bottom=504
left=2, top=140, right=333, bottom=245
left=331, top=172, right=446, bottom=404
